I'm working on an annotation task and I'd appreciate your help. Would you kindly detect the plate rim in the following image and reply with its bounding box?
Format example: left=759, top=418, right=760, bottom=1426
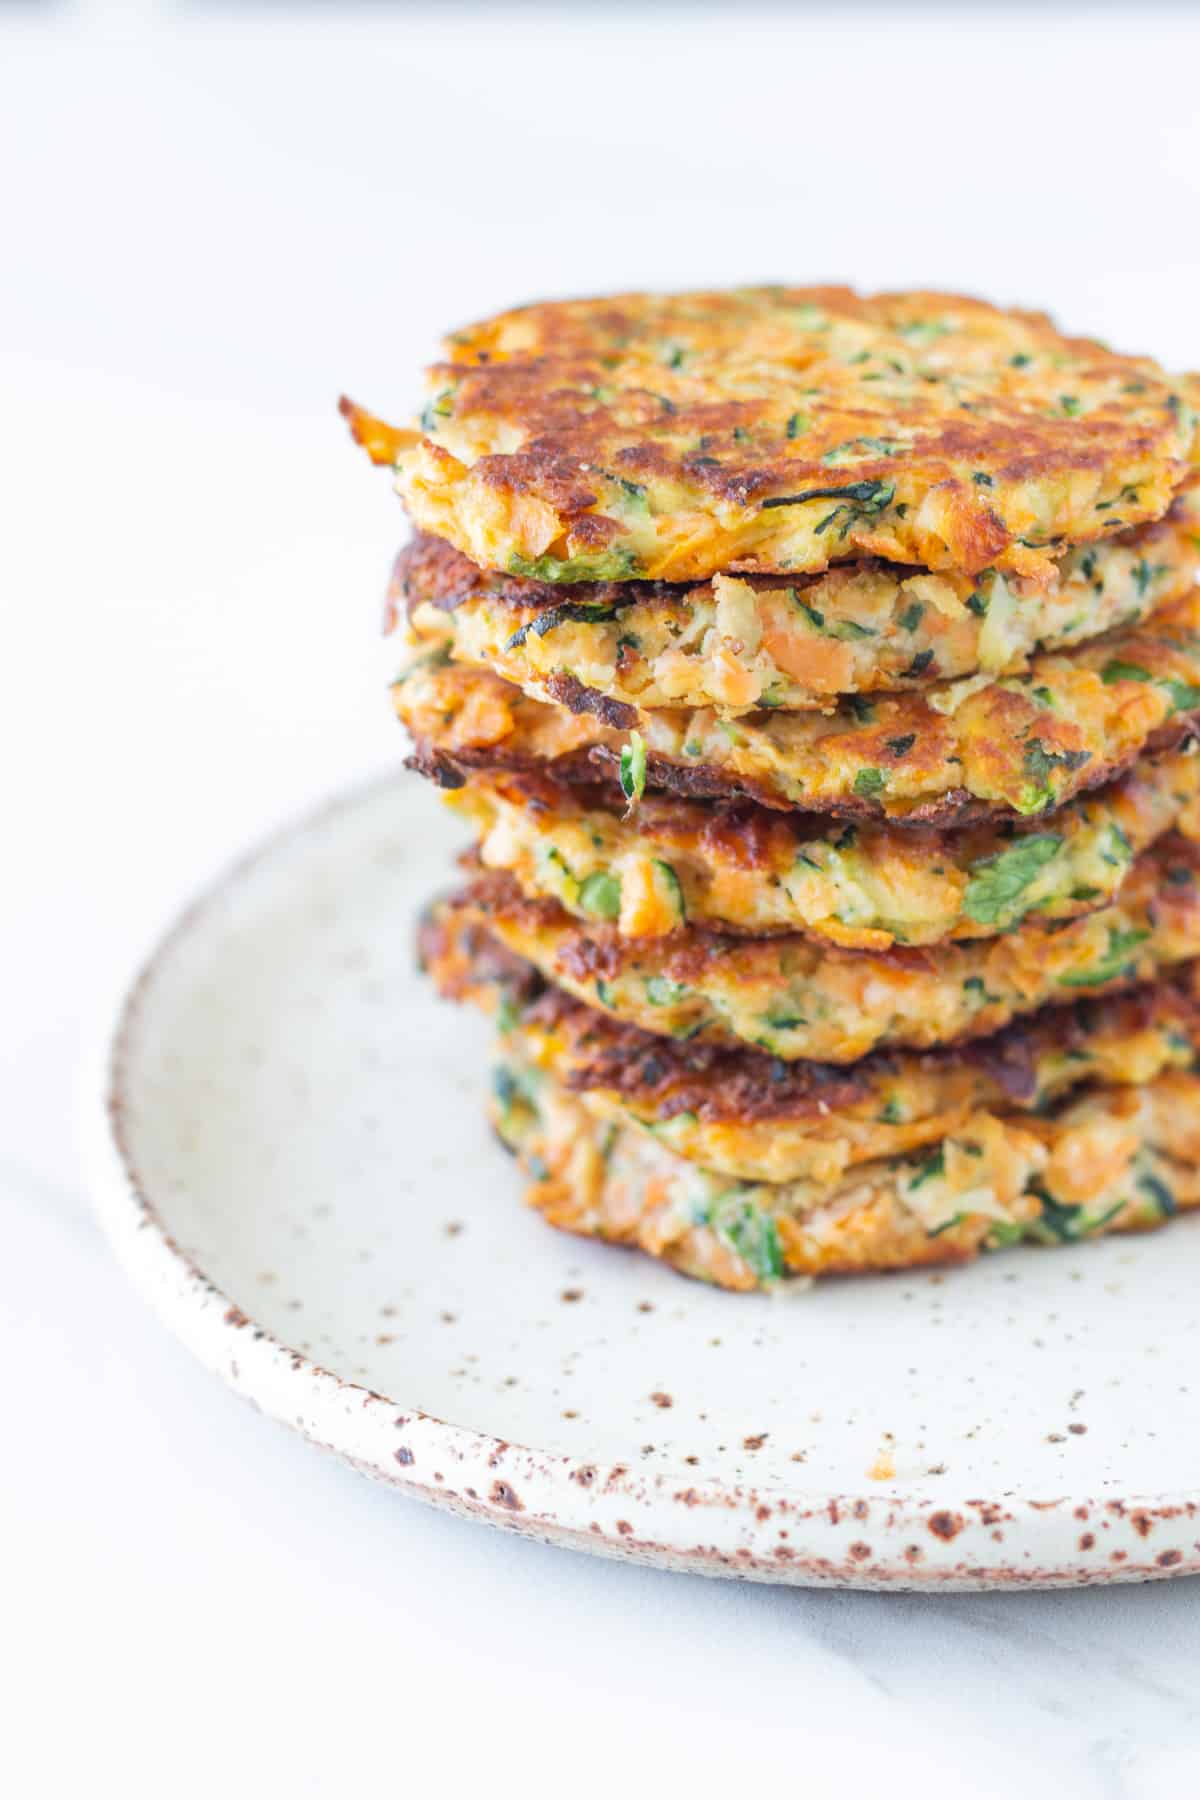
left=89, top=776, right=1200, bottom=1591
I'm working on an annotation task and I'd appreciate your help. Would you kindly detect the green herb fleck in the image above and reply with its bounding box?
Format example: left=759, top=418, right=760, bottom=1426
left=1059, top=925, right=1151, bottom=989
left=962, top=835, right=1063, bottom=926
left=1102, top=659, right=1152, bottom=686
left=760, top=480, right=895, bottom=541
left=645, top=975, right=688, bottom=1006
left=705, top=1193, right=784, bottom=1285
left=898, top=601, right=925, bottom=632
left=578, top=871, right=622, bottom=921
left=508, top=549, right=640, bottom=583
left=619, top=732, right=647, bottom=808
left=909, top=1147, right=946, bottom=1189
left=1138, top=1173, right=1177, bottom=1217
left=652, top=860, right=686, bottom=922
left=504, top=598, right=628, bottom=650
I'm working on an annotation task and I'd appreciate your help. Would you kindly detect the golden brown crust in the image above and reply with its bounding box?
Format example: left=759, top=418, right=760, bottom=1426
left=347, top=287, right=1200, bottom=583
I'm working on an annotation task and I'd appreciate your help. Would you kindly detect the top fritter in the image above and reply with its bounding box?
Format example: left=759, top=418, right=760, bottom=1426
left=344, top=287, right=1200, bottom=584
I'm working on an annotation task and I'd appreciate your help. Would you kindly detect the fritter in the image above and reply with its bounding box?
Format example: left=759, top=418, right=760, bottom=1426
left=394, top=500, right=1200, bottom=716
left=443, top=748, right=1200, bottom=948
left=397, top=584, right=1200, bottom=824
left=440, top=837, right=1200, bottom=1062
left=491, top=1056, right=1200, bottom=1289
left=419, top=899, right=1200, bottom=1184
left=342, top=288, right=1200, bottom=584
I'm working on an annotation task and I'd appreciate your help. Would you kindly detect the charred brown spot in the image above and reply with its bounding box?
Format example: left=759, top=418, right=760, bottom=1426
left=544, top=673, right=637, bottom=732
left=928, top=1510, right=965, bottom=1541
left=489, top=1480, right=524, bottom=1511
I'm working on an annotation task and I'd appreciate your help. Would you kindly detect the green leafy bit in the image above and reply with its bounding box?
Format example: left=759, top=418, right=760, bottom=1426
left=1026, top=1183, right=1124, bottom=1243
left=854, top=767, right=887, bottom=798
left=495, top=990, right=522, bottom=1036
left=879, top=1096, right=904, bottom=1124
left=966, top=590, right=989, bottom=618
left=419, top=387, right=456, bottom=432
left=899, top=319, right=950, bottom=347
left=1132, top=559, right=1168, bottom=597
left=759, top=480, right=895, bottom=540
left=504, top=599, right=628, bottom=651
left=578, top=871, right=622, bottom=921
left=704, top=1193, right=785, bottom=1285
left=846, top=695, right=876, bottom=723
left=785, top=411, right=811, bottom=439
left=1168, top=680, right=1200, bottom=714
left=1020, top=738, right=1092, bottom=811
left=619, top=732, right=647, bottom=807
left=963, top=975, right=1001, bottom=1004
left=791, top=592, right=876, bottom=640
left=762, top=1008, right=807, bottom=1031
left=886, top=733, right=916, bottom=758
left=962, top=834, right=1064, bottom=925
left=902, top=649, right=935, bottom=678
left=645, top=975, right=688, bottom=1006
left=1138, top=1173, right=1177, bottom=1217
left=508, top=548, right=640, bottom=583
left=1103, top=659, right=1200, bottom=712
left=1059, top=394, right=1082, bottom=417
left=908, top=1146, right=946, bottom=1190
left=611, top=474, right=650, bottom=514
left=652, top=860, right=687, bottom=923
left=1059, top=925, right=1151, bottom=989
left=898, top=601, right=925, bottom=632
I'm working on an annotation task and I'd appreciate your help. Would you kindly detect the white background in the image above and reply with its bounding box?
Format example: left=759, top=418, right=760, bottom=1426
left=5, top=6, right=1200, bottom=1795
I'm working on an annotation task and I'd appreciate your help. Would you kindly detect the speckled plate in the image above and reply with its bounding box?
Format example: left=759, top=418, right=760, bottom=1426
left=92, top=776, right=1200, bottom=1589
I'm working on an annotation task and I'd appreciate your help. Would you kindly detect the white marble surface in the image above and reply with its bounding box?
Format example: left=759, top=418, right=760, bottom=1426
left=6, top=7, right=1200, bottom=1794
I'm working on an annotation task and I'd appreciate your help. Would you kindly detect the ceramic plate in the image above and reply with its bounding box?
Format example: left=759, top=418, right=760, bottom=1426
left=92, top=777, right=1200, bottom=1589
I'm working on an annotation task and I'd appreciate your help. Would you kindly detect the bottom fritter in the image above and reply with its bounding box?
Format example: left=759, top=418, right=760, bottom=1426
left=490, top=1054, right=1200, bottom=1291
left=418, top=899, right=1200, bottom=1288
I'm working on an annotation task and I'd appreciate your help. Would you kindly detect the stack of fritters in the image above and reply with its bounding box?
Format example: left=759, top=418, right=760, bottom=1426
left=344, top=286, right=1200, bottom=1290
